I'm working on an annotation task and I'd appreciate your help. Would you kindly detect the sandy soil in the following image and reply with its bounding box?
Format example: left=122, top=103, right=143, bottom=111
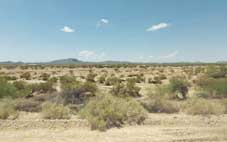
left=0, top=113, right=227, bottom=142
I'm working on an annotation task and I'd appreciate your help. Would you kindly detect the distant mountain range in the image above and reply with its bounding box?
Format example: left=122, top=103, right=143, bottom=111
left=0, top=58, right=132, bottom=65
left=0, top=58, right=226, bottom=65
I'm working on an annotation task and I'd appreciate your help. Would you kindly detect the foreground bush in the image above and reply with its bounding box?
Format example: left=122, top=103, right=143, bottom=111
left=183, top=98, right=225, bottom=115
left=79, top=94, right=147, bottom=131
left=0, top=99, right=18, bottom=119
left=196, top=78, right=227, bottom=98
left=168, top=77, right=190, bottom=99
left=0, top=80, right=18, bottom=98
left=142, top=93, right=179, bottom=113
left=41, top=102, right=70, bottom=119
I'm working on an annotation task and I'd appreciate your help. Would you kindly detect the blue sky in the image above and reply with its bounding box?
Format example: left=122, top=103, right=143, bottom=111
left=0, top=0, right=226, bottom=62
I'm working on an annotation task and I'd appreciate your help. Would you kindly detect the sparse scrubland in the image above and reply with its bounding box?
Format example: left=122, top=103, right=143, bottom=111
left=0, top=64, right=227, bottom=141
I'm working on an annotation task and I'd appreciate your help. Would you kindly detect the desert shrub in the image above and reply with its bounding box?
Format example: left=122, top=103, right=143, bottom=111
left=142, top=93, right=179, bottom=113
left=13, top=81, right=32, bottom=97
left=206, top=66, right=227, bottom=79
left=196, top=77, right=227, bottom=98
left=111, top=79, right=141, bottom=97
left=79, top=94, right=147, bottom=131
left=159, top=74, right=167, bottom=80
left=148, top=77, right=161, bottom=84
left=41, top=102, right=70, bottom=119
left=105, top=76, right=121, bottom=86
left=0, top=99, right=18, bottom=119
left=98, top=74, right=106, bottom=84
left=30, top=81, right=55, bottom=93
left=0, top=75, right=17, bottom=81
left=60, top=75, right=79, bottom=90
left=0, top=80, right=18, bottom=98
left=48, top=77, right=58, bottom=83
left=15, top=99, right=41, bottom=112
left=168, top=77, right=190, bottom=99
left=56, top=82, right=97, bottom=105
left=20, top=72, right=31, bottom=80
left=136, top=75, right=145, bottom=83
left=40, top=73, right=50, bottom=81
left=86, top=73, right=97, bottom=82
left=183, top=98, right=225, bottom=115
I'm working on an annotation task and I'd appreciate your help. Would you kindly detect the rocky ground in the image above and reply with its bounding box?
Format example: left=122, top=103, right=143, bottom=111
left=0, top=112, right=227, bottom=142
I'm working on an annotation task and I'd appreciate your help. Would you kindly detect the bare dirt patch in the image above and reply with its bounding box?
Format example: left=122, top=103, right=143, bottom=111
left=0, top=113, right=226, bottom=142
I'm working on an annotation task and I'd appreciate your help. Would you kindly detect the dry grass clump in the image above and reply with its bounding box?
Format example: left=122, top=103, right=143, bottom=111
left=183, top=98, right=225, bottom=115
left=142, top=92, right=180, bottom=113
left=15, top=98, right=41, bottom=112
left=41, top=102, right=70, bottom=119
left=79, top=94, right=147, bottom=131
left=0, top=99, right=18, bottom=119
left=196, top=77, right=227, bottom=98
left=20, top=72, right=31, bottom=80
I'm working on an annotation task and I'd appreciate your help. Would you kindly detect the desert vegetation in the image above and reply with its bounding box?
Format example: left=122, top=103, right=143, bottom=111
left=0, top=64, right=227, bottom=133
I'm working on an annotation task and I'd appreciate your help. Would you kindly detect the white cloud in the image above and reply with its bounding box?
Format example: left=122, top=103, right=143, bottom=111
left=78, top=50, right=107, bottom=61
left=101, top=19, right=109, bottom=24
left=97, top=18, right=109, bottom=28
left=61, top=26, right=75, bottom=33
left=159, top=50, right=178, bottom=59
left=146, top=23, right=170, bottom=32
left=78, top=50, right=96, bottom=58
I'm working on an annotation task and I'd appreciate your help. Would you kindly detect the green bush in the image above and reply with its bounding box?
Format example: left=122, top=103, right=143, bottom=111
left=29, top=81, right=55, bottom=93
left=57, top=81, right=97, bottom=105
left=41, top=102, right=70, bottom=119
left=60, top=75, right=79, bottom=90
left=110, top=79, right=141, bottom=97
left=183, top=98, right=225, bottom=115
left=13, top=81, right=32, bottom=97
left=206, top=66, right=227, bottom=79
left=168, top=77, right=190, bottom=99
left=0, top=80, right=18, bottom=98
left=0, top=99, right=18, bottom=119
left=79, top=94, right=147, bottom=131
left=196, top=78, right=227, bottom=98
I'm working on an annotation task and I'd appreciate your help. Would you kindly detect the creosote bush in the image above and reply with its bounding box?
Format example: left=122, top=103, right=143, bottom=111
left=104, top=76, right=121, bottom=86
left=196, top=78, right=227, bottom=98
left=41, top=102, right=70, bottom=119
left=20, top=72, right=31, bottom=80
left=0, top=79, right=18, bottom=98
left=57, top=81, right=97, bottom=105
left=0, top=99, right=18, bottom=119
left=168, top=77, right=190, bottom=99
left=183, top=98, right=225, bottom=115
left=142, top=92, right=179, bottom=113
left=98, top=74, right=107, bottom=84
left=110, top=78, right=141, bottom=97
left=79, top=94, right=147, bottom=131
left=60, top=75, right=79, bottom=90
